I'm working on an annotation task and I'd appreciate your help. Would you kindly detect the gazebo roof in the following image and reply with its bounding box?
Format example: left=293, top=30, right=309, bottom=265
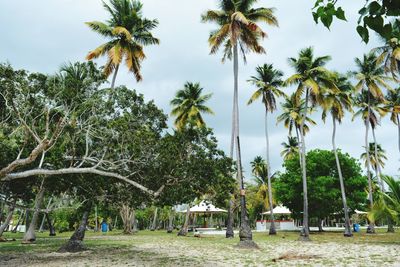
left=262, top=205, right=291, bottom=215
left=178, top=200, right=227, bottom=214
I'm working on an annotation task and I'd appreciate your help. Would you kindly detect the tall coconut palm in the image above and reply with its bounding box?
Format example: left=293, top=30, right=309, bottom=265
left=285, top=47, right=335, bottom=240
left=385, top=88, right=400, bottom=154
left=351, top=52, right=392, bottom=233
left=280, top=136, right=299, bottom=161
left=86, top=0, right=159, bottom=88
left=170, top=82, right=214, bottom=131
left=361, top=143, right=388, bottom=176
left=320, top=74, right=353, bottom=237
left=202, top=0, right=278, bottom=244
left=247, top=64, right=284, bottom=235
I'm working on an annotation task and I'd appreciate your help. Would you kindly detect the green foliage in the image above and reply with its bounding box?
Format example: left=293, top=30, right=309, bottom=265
left=275, top=149, right=368, bottom=219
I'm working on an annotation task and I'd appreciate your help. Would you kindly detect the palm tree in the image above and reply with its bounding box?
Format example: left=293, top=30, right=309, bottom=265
left=86, top=0, right=159, bottom=88
left=351, top=52, right=392, bottom=233
left=360, top=143, right=388, bottom=177
left=170, top=82, right=214, bottom=130
left=385, top=88, right=400, bottom=154
left=373, top=20, right=400, bottom=80
left=280, top=136, right=299, bottom=161
left=320, top=74, right=353, bottom=237
left=202, top=0, right=278, bottom=244
left=247, top=64, right=284, bottom=235
left=285, top=47, right=335, bottom=240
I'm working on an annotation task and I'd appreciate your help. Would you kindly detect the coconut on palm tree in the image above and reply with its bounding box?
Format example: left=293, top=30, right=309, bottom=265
left=285, top=47, right=335, bottom=240
left=86, top=0, right=159, bottom=88
left=170, top=82, right=214, bottom=131
left=202, top=0, right=278, bottom=245
left=247, top=63, right=284, bottom=235
left=280, top=136, right=299, bottom=161
left=320, top=73, right=354, bottom=237
left=351, top=52, right=392, bottom=233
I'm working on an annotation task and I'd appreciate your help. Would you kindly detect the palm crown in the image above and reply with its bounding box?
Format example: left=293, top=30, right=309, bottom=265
left=170, top=82, right=214, bottom=130
left=86, top=0, right=159, bottom=82
left=361, top=142, right=387, bottom=172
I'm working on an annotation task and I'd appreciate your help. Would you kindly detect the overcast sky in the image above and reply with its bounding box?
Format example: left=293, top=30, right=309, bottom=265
left=0, top=0, right=398, bottom=180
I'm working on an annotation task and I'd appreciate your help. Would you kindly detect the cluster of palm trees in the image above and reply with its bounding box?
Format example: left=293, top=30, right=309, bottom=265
left=85, top=0, right=400, bottom=244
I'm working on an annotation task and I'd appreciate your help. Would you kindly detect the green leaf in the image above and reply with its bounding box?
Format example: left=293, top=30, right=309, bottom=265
left=368, top=1, right=382, bottom=15
left=321, top=14, right=333, bottom=29
left=335, top=7, right=346, bottom=21
left=357, top=25, right=369, bottom=43
left=364, top=15, right=384, bottom=33
left=381, top=23, right=393, bottom=40
left=312, top=12, right=319, bottom=24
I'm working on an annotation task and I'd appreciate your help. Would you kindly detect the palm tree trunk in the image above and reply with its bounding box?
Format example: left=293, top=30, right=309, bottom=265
left=371, top=127, right=384, bottom=191
left=295, top=126, right=303, bottom=169
left=23, top=179, right=46, bottom=243
left=177, top=205, right=190, bottom=236
left=365, top=92, right=375, bottom=233
left=39, top=197, right=52, bottom=232
left=225, top=198, right=235, bottom=238
left=46, top=213, right=56, bottom=236
left=150, top=207, right=158, bottom=231
left=397, top=115, right=400, bottom=154
left=265, top=111, right=276, bottom=235
left=0, top=199, right=17, bottom=237
left=299, top=89, right=310, bottom=241
left=167, top=208, right=174, bottom=233
left=12, top=210, right=25, bottom=233
left=132, top=209, right=137, bottom=233
left=110, top=64, right=120, bottom=89
left=332, top=116, right=353, bottom=237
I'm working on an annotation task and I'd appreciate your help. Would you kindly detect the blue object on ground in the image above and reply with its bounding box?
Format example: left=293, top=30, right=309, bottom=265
left=101, top=222, right=108, bottom=232
left=353, top=223, right=360, bottom=232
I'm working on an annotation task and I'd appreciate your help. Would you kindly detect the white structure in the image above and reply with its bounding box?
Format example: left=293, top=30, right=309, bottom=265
left=178, top=200, right=227, bottom=214
left=257, top=205, right=296, bottom=231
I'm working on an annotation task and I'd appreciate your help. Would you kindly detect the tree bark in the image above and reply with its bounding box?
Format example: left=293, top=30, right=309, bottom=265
left=365, top=92, right=375, bottom=234
left=58, top=208, right=90, bottom=253
left=299, top=89, right=310, bottom=241
left=397, top=115, right=400, bottom=155
left=22, top=180, right=45, bottom=243
left=167, top=208, right=174, bottom=233
left=265, top=111, right=276, bottom=235
left=94, top=205, right=98, bottom=232
left=387, top=217, right=395, bottom=233
left=225, top=198, right=235, bottom=238
left=110, top=64, right=120, bottom=90
left=332, top=117, right=353, bottom=237
left=150, top=207, right=158, bottom=231
left=39, top=198, right=52, bottom=232
left=11, top=210, right=25, bottom=233
left=177, top=205, right=190, bottom=236
left=132, top=209, right=137, bottom=233
left=371, top=127, right=384, bottom=191
left=317, top=218, right=324, bottom=232
left=120, top=204, right=134, bottom=234
left=0, top=199, right=17, bottom=237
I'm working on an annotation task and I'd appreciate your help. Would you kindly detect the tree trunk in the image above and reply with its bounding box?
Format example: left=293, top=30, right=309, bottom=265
left=397, top=115, right=400, bottom=155
left=12, top=210, right=24, bottom=233
left=150, top=207, right=158, bottom=231
left=365, top=92, right=375, bottom=234
left=58, top=209, right=90, bottom=253
left=39, top=198, right=52, bottom=232
left=22, top=180, right=45, bottom=243
left=332, top=117, right=353, bottom=237
left=225, top=198, right=235, bottom=238
left=177, top=205, right=190, bottom=236
left=371, top=127, right=384, bottom=191
left=110, top=64, right=120, bottom=90
left=132, top=209, right=137, bottom=233
left=387, top=217, right=395, bottom=233
left=94, top=205, right=98, bottom=232
left=317, top=218, right=324, bottom=232
left=46, top=213, right=56, bottom=236
left=167, top=208, right=174, bottom=233
left=299, top=89, right=310, bottom=241
left=0, top=199, right=17, bottom=238
left=120, top=204, right=134, bottom=234
left=265, top=111, right=276, bottom=235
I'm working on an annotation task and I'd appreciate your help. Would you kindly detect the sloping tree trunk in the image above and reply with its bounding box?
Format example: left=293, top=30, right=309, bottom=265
left=110, top=64, right=120, bottom=90
left=58, top=208, right=91, bottom=253
left=167, top=208, right=174, bottom=233
left=0, top=198, right=17, bottom=238
left=12, top=210, right=25, bottom=233
left=177, top=205, right=190, bottom=236
left=39, top=198, right=52, bottom=232
left=22, top=180, right=45, bottom=243
left=332, top=117, right=353, bottom=237
left=265, top=111, right=276, bottom=235
left=150, top=207, right=158, bottom=231
left=365, top=93, right=375, bottom=234
left=46, top=213, right=56, bottom=236
left=299, top=89, right=310, bottom=241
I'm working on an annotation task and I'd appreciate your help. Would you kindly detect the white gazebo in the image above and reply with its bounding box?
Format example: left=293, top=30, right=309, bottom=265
left=257, top=205, right=295, bottom=231
left=178, top=200, right=227, bottom=215
left=262, top=205, right=292, bottom=215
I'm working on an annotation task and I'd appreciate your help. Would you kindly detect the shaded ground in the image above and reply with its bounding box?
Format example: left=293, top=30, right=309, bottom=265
left=0, top=230, right=399, bottom=266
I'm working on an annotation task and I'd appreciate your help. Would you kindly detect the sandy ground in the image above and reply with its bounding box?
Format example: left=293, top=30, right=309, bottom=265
left=1, top=232, right=399, bottom=266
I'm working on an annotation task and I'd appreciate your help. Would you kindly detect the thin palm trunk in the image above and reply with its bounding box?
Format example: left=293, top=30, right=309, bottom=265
left=365, top=92, right=375, bottom=233
left=23, top=179, right=45, bottom=243
left=0, top=199, right=17, bottom=237
left=12, top=210, right=25, bottom=233
left=295, top=126, right=303, bottom=168
left=167, top=208, right=174, bottom=233
left=397, top=115, right=400, bottom=154
left=265, top=111, right=276, bottom=235
left=299, top=89, right=310, bottom=240
left=39, top=198, right=52, bottom=232
left=151, top=207, right=158, bottom=231
left=46, top=213, right=56, bottom=236
left=371, top=127, right=384, bottom=191
left=332, top=116, right=352, bottom=237
left=110, top=64, right=120, bottom=89
left=58, top=208, right=91, bottom=252
left=177, top=205, right=190, bottom=236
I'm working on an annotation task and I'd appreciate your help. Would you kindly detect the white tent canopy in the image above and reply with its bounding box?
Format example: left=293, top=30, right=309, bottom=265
left=262, top=205, right=291, bottom=215
left=355, top=209, right=368, bottom=214
left=178, top=200, right=227, bottom=214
